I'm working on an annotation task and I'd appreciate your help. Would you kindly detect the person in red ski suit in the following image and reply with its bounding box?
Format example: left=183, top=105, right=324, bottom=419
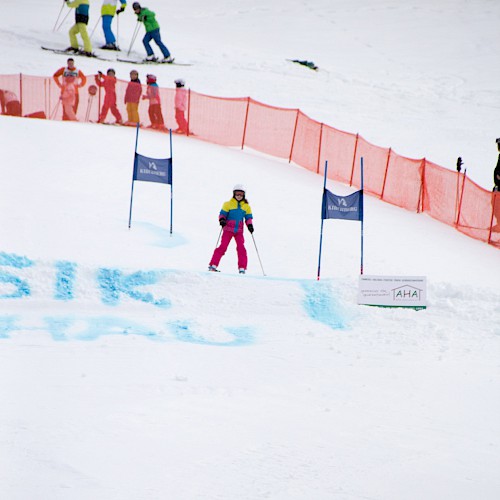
left=142, top=73, right=164, bottom=129
left=95, top=68, right=122, bottom=124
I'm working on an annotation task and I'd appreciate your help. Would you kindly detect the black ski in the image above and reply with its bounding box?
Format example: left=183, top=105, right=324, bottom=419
left=117, top=57, right=192, bottom=66
left=41, top=46, right=113, bottom=61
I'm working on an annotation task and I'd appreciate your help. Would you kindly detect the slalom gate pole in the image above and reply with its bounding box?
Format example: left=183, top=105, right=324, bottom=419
left=89, top=16, right=102, bottom=40
left=55, top=8, right=72, bottom=32
left=128, top=123, right=141, bottom=228
left=251, top=233, right=266, bottom=276
left=316, top=160, right=328, bottom=280
left=169, top=129, right=173, bottom=235
left=127, top=22, right=141, bottom=56
left=360, top=157, right=364, bottom=275
left=53, top=1, right=66, bottom=32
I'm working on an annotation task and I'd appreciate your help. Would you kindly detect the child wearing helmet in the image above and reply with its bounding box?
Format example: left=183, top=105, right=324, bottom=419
left=142, top=73, right=165, bottom=129
left=95, top=68, right=123, bottom=124
left=132, top=2, right=174, bottom=63
left=173, top=78, right=188, bottom=134
left=209, top=185, right=254, bottom=274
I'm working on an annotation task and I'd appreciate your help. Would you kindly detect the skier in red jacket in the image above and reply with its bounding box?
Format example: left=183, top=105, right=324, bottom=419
left=95, top=68, right=123, bottom=124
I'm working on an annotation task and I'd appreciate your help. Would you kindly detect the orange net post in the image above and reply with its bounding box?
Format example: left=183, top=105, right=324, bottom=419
left=289, top=111, right=322, bottom=173
left=381, top=152, right=424, bottom=212
left=351, top=136, right=390, bottom=197
left=188, top=91, right=249, bottom=147
left=317, top=125, right=358, bottom=184
left=457, top=177, right=498, bottom=244
left=489, top=192, right=500, bottom=246
left=243, top=99, right=298, bottom=159
left=422, top=160, right=460, bottom=226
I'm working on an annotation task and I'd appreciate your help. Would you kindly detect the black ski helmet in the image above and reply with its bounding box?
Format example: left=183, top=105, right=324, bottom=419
left=132, top=2, right=141, bottom=10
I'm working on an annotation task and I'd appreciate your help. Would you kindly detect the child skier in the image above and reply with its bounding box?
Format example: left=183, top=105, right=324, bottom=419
left=132, top=2, right=174, bottom=63
left=173, top=78, right=188, bottom=134
left=209, top=185, right=254, bottom=274
left=124, top=69, right=142, bottom=125
left=95, top=68, right=123, bottom=124
left=142, top=74, right=164, bottom=129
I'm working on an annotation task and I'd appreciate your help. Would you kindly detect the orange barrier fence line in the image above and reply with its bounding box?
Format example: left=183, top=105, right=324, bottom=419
left=1, top=73, right=498, bottom=249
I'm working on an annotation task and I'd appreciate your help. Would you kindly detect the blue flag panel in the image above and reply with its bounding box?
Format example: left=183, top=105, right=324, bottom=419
left=322, top=189, right=363, bottom=221
left=133, top=153, right=172, bottom=184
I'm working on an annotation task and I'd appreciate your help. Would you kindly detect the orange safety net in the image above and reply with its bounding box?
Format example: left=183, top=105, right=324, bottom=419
left=1, top=73, right=498, bottom=249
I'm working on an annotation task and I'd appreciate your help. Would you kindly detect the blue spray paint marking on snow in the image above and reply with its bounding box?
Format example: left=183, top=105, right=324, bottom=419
left=301, top=281, right=345, bottom=329
left=0, top=252, right=33, bottom=298
left=0, top=315, right=252, bottom=346
left=97, top=268, right=170, bottom=308
left=170, top=321, right=254, bottom=346
left=0, top=272, right=31, bottom=298
left=54, top=261, right=77, bottom=300
left=0, top=252, right=34, bottom=268
left=0, top=316, right=17, bottom=339
left=44, top=316, right=163, bottom=341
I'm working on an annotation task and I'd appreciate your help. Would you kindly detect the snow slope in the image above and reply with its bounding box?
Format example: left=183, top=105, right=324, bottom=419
left=1, top=1, right=499, bottom=499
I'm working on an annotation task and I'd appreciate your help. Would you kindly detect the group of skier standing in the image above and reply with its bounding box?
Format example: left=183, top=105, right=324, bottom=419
left=64, top=0, right=173, bottom=62
left=52, top=57, right=188, bottom=133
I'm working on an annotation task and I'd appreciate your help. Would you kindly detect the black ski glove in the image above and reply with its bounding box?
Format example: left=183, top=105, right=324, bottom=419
left=247, top=224, right=254, bottom=233
left=116, top=8, right=124, bottom=15
left=219, top=219, right=227, bottom=227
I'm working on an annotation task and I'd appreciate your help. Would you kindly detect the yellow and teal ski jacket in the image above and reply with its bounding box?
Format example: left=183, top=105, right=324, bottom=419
left=219, top=198, right=253, bottom=234
left=67, top=0, right=90, bottom=24
left=101, top=0, right=126, bottom=17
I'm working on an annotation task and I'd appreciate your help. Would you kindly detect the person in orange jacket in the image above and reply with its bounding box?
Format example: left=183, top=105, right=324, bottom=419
left=95, top=68, right=123, bottom=124
left=53, top=58, right=87, bottom=120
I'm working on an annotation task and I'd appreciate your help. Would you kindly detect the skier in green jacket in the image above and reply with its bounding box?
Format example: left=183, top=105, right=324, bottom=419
left=132, top=2, right=174, bottom=63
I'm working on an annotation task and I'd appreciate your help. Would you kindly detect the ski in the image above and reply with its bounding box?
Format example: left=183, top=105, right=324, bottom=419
left=41, top=46, right=113, bottom=62
left=117, top=57, right=193, bottom=66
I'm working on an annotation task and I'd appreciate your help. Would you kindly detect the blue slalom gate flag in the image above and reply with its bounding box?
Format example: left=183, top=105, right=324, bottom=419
left=133, top=153, right=172, bottom=185
left=317, top=159, right=365, bottom=280
left=322, top=188, right=363, bottom=221
left=128, top=124, right=174, bottom=233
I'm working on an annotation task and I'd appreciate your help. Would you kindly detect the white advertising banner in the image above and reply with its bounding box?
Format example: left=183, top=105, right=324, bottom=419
left=358, top=275, right=427, bottom=309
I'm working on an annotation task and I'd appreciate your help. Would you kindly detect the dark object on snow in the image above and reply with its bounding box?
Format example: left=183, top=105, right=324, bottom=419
left=456, top=157, right=463, bottom=173
left=288, top=59, right=318, bottom=71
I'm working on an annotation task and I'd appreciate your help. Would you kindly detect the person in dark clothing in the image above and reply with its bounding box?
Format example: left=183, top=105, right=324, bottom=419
left=491, top=138, right=500, bottom=231
left=494, top=138, right=500, bottom=191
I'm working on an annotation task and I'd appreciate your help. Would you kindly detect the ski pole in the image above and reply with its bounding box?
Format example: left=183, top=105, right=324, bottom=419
left=53, top=1, right=66, bottom=32
left=50, top=99, right=61, bottom=120
left=89, top=16, right=102, bottom=40
left=84, top=95, right=94, bottom=122
left=127, top=21, right=141, bottom=56
left=250, top=233, right=266, bottom=276
left=55, top=8, right=72, bottom=32
left=214, top=227, right=223, bottom=249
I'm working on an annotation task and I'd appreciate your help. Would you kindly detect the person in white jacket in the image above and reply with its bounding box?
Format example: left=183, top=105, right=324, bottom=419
left=174, top=78, right=188, bottom=134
